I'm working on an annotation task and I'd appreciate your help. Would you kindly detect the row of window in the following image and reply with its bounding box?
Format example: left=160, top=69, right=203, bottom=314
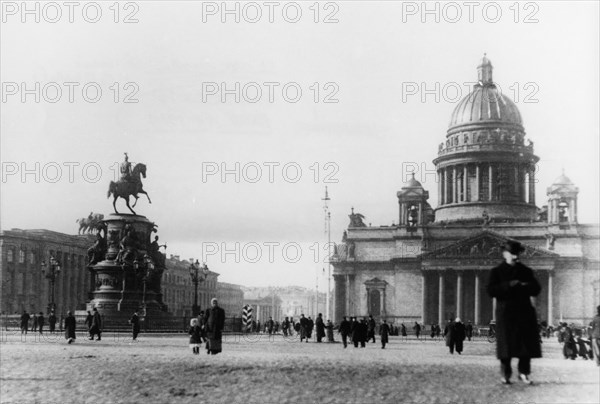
left=5, top=249, right=85, bottom=267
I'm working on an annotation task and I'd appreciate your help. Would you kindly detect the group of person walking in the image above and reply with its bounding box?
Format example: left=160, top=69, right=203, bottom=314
left=337, top=315, right=390, bottom=349
left=20, top=309, right=78, bottom=343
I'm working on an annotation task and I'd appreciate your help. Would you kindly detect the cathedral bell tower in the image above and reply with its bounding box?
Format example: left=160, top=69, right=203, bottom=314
left=547, top=171, right=579, bottom=228
left=397, top=173, right=433, bottom=231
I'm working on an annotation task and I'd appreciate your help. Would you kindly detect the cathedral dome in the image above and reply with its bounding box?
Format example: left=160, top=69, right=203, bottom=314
left=448, top=86, right=522, bottom=128
left=448, top=55, right=522, bottom=130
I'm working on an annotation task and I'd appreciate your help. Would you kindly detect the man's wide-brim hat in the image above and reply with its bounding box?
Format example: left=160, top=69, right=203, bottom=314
left=502, top=240, right=525, bottom=255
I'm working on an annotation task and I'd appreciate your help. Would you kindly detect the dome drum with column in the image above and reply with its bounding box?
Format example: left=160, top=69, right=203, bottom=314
left=433, top=56, right=540, bottom=223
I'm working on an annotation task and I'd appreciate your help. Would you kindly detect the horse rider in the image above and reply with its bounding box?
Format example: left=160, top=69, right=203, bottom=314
left=120, top=153, right=132, bottom=182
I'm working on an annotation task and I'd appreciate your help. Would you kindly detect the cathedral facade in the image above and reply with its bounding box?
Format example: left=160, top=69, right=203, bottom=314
left=332, top=57, right=600, bottom=326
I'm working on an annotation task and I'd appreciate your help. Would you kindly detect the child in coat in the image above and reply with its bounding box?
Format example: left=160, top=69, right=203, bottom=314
left=189, top=318, right=202, bottom=355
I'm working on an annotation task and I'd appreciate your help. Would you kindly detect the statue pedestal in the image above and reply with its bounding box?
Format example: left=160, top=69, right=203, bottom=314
left=87, top=213, right=170, bottom=321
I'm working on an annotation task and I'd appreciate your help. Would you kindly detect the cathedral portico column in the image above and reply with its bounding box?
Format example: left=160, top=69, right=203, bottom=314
left=474, top=272, right=481, bottom=325
left=548, top=272, right=553, bottom=324
left=492, top=298, right=497, bottom=321
left=438, top=272, right=445, bottom=325
left=345, top=275, right=350, bottom=317
left=456, top=271, right=463, bottom=319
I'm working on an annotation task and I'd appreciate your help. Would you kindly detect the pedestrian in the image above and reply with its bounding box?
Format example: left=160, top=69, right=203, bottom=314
left=487, top=240, right=541, bottom=385
left=288, top=317, right=294, bottom=336
left=204, top=298, right=225, bottom=355
left=326, top=320, right=335, bottom=342
left=267, top=316, right=274, bottom=336
left=89, top=308, right=102, bottom=341
left=31, top=313, right=38, bottom=332
left=307, top=316, right=314, bottom=340
left=129, top=310, right=140, bottom=341
left=282, top=317, right=289, bottom=337
left=339, top=316, right=351, bottom=348
left=351, top=317, right=360, bottom=347
left=430, top=324, right=436, bottom=339
left=37, top=312, right=45, bottom=335
left=48, top=312, right=57, bottom=333
left=20, top=311, right=30, bottom=335
left=188, top=318, right=202, bottom=355
left=435, top=324, right=441, bottom=339
left=64, top=311, right=76, bottom=344
left=400, top=323, right=407, bottom=340
left=589, top=305, right=600, bottom=366
left=466, top=321, right=473, bottom=341
left=315, top=313, right=325, bottom=343
left=446, top=317, right=466, bottom=354
left=367, top=315, right=376, bottom=343
left=299, top=314, right=309, bottom=342
left=412, top=321, right=421, bottom=340
left=198, top=310, right=207, bottom=343
left=84, top=310, right=93, bottom=338
left=380, top=319, right=390, bottom=349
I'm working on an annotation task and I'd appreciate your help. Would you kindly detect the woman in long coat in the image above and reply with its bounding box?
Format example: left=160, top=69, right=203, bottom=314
left=487, top=241, right=541, bottom=385
left=64, top=311, right=76, bottom=344
left=204, top=298, right=225, bottom=355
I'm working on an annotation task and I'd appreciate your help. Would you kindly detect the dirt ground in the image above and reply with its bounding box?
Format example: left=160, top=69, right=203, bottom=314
left=1, top=330, right=598, bottom=404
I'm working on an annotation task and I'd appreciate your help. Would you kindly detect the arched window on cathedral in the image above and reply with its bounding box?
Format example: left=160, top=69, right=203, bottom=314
left=7, top=249, right=14, bottom=263
left=19, top=250, right=25, bottom=264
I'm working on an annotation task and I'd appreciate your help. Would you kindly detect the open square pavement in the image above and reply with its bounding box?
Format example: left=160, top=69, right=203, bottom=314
left=1, top=331, right=598, bottom=404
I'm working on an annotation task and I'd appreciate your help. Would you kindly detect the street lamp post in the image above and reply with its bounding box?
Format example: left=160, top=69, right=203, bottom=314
left=189, top=260, right=209, bottom=317
left=41, top=255, right=61, bottom=314
left=134, top=255, right=155, bottom=316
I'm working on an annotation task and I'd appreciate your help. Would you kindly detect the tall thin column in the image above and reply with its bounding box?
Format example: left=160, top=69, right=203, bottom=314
left=443, top=167, right=448, bottom=204
left=463, top=165, right=468, bottom=202
left=453, top=166, right=457, bottom=203
left=438, top=272, right=445, bottom=325
left=438, top=170, right=443, bottom=205
left=474, top=272, right=481, bottom=325
left=421, top=273, right=427, bottom=324
left=530, top=165, right=536, bottom=205
left=345, top=275, right=350, bottom=317
left=548, top=272, right=553, bottom=324
left=492, top=298, right=497, bottom=321
left=456, top=271, right=463, bottom=319
left=474, top=164, right=480, bottom=202
left=488, top=165, right=493, bottom=200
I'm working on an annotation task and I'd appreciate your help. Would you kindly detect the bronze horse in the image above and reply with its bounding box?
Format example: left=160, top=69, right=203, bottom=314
left=107, top=163, right=151, bottom=215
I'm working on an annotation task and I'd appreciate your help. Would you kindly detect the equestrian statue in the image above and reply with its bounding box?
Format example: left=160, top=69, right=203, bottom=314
left=107, top=153, right=152, bottom=215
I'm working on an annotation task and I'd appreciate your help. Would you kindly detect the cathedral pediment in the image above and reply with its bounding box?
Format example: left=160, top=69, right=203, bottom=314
left=420, top=231, right=558, bottom=261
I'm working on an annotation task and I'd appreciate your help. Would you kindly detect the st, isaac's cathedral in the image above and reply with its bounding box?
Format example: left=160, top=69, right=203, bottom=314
left=332, top=56, right=600, bottom=326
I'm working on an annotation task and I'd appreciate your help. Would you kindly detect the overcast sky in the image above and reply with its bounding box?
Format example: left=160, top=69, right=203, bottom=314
left=1, top=1, right=598, bottom=289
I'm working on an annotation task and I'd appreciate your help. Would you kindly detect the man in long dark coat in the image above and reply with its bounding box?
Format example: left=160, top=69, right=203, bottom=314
left=339, top=316, right=351, bottom=348
left=64, top=311, right=76, bottom=344
left=37, top=312, right=45, bottom=335
left=315, top=313, right=325, bottom=343
left=48, top=312, right=57, bottom=333
left=446, top=317, right=466, bottom=354
left=367, top=315, right=376, bottom=343
left=299, top=314, right=309, bottom=342
left=307, top=317, right=314, bottom=340
left=380, top=319, right=390, bottom=349
left=487, top=240, right=541, bottom=385
left=204, top=298, right=225, bottom=355
left=129, top=311, right=140, bottom=341
left=89, top=308, right=102, bottom=341
left=20, top=311, right=30, bottom=335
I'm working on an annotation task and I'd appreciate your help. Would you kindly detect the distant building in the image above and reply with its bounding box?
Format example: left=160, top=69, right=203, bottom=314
left=161, top=256, right=219, bottom=317
left=0, top=229, right=93, bottom=314
left=242, top=286, right=327, bottom=321
left=216, top=282, right=244, bottom=317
